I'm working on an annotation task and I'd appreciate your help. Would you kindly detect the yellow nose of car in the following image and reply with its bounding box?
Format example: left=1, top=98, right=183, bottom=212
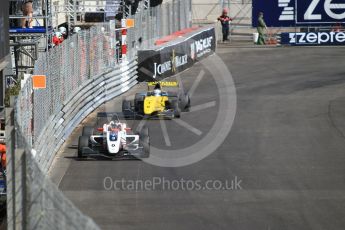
left=144, top=96, right=169, bottom=115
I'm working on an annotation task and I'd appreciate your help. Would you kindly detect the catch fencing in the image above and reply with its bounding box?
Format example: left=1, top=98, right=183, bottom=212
left=10, top=1, right=192, bottom=229
left=11, top=22, right=137, bottom=229
left=127, top=0, right=192, bottom=50
left=7, top=107, right=100, bottom=230
left=17, top=23, right=128, bottom=150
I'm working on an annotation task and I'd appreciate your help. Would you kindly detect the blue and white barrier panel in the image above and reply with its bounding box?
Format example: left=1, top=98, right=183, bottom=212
left=281, top=31, right=345, bottom=46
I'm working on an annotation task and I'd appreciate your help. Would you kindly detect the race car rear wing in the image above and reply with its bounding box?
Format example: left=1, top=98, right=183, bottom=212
left=147, top=81, right=179, bottom=90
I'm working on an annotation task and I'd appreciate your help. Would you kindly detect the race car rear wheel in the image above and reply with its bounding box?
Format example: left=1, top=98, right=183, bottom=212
left=141, top=137, right=150, bottom=158
left=82, top=126, right=94, bottom=136
left=136, top=126, right=150, bottom=158
left=140, top=126, right=149, bottom=137
left=134, top=93, right=144, bottom=113
left=184, top=94, right=191, bottom=112
left=139, top=127, right=150, bottom=158
left=78, top=136, right=89, bottom=158
left=172, top=101, right=181, bottom=118
left=122, top=100, right=132, bottom=118
left=122, top=100, right=131, bottom=110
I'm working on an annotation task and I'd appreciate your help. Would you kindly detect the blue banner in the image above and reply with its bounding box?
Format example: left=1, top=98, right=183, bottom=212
left=252, top=0, right=345, bottom=27
left=296, top=0, right=345, bottom=25
left=252, top=0, right=296, bottom=27
left=281, top=31, right=345, bottom=45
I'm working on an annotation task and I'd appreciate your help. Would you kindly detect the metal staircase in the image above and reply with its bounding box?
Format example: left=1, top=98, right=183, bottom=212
left=65, top=0, right=78, bottom=28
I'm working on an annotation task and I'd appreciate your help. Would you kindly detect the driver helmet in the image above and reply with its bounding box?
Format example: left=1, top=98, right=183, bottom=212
left=153, top=89, right=161, bottom=96
left=115, top=122, right=121, bottom=129
left=109, top=121, right=116, bottom=129
left=59, top=26, right=67, bottom=35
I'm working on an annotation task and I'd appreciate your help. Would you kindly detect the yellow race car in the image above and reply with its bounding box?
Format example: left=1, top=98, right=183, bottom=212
left=122, top=81, right=190, bottom=119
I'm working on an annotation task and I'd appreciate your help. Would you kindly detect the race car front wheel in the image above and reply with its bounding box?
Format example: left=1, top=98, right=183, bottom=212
left=78, top=136, right=89, bottom=158
left=82, top=126, right=94, bottom=136
left=139, top=126, right=150, bottom=158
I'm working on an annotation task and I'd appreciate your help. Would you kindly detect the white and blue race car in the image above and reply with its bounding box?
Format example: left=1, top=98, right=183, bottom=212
left=78, top=113, right=150, bottom=159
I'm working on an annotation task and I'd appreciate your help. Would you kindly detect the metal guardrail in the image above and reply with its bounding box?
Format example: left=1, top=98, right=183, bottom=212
left=6, top=106, right=101, bottom=230
left=9, top=54, right=138, bottom=230
left=33, top=59, right=138, bottom=172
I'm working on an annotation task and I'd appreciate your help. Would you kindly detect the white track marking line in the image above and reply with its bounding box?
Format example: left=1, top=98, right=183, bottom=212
left=190, top=101, right=216, bottom=113
left=173, top=119, right=203, bottom=136
left=160, top=120, right=171, bottom=146
left=188, top=70, right=205, bottom=98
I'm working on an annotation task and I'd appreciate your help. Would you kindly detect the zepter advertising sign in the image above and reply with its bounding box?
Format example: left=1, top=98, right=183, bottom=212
left=252, top=0, right=345, bottom=27
left=281, top=31, right=345, bottom=45
left=296, top=0, right=345, bottom=25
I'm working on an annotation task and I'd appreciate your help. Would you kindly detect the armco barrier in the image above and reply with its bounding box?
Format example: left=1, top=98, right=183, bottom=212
left=32, top=59, right=138, bottom=172
left=6, top=109, right=101, bottom=230
left=9, top=58, right=137, bottom=229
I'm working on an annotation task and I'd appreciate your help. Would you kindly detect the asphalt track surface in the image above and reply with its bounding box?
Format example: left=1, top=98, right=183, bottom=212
left=50, top=46, right=345, bottom=230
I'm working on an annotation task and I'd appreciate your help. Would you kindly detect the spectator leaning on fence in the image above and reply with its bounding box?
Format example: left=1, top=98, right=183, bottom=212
left=21, top=0, right=34, bottom=28
left=218, top=8, right=232, bottom=42
left=257, top=12, right=267, bottom=45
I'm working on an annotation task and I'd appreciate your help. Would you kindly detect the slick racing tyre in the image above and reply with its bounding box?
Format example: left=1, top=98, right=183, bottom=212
left=141, top=137, right=150, bottom=158
left=139, top=126, right=150, bottom=158
left=122, top=100, right=131, bottom=110
left=82, top=126, right=94, bottom=136
left=134, top=93, right=144, bottom=113
left=184, top=94, right=191, bottom=112
left=78, top=136, right=89, bottom=158
left=122, top=100, right=132, bottom=118
left=140, top=126, right=149, bottom=138
left=172, top=101, right=181, bottom=118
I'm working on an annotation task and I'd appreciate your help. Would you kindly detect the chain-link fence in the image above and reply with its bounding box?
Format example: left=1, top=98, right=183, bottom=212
left=16, top=23, right=125, bottom=149
left=11, top=22, right=131, bottom=230
left=127, top=0, right=192, bottom=50
left=7, top=107, right=100, bottom=230
left=11, top=2, right=193, bottom=228
left=16, top=0, right=193, bottom=148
